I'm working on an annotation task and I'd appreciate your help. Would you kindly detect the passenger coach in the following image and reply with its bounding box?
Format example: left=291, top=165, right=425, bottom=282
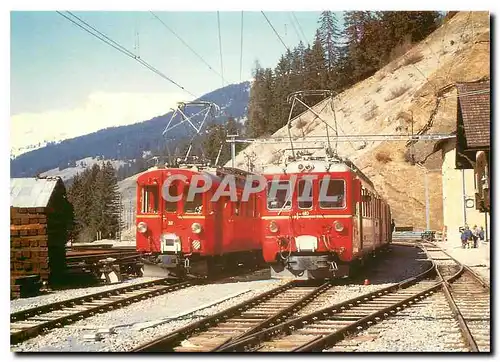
left=259, top=156, right=392, bottom=279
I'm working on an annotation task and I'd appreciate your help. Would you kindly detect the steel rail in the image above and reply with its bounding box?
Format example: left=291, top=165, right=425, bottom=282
left=292, top=283, right=442, bottom=352
left=294, top=243, right=487, bottom=352
left=219, top=242, right=488, bottom=352
left=10, top=279, right=194, bottom=345
left=133, top=280, right=338, bottom=352
left=211, top=282, right=333, bottom=351
left=421, top=241, right=490, bottom=289
left=132, top=280, right=298, bottom=352
left=419, top=242, right=484, bottom=352
left=216, top=256, right=437, bottom=352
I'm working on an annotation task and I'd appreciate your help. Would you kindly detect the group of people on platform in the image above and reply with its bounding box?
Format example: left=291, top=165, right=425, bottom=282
left=460, top=225, right=485, bottom=249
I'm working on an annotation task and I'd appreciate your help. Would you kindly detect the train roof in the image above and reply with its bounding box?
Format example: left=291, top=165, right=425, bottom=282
left=137, top=164, right=257, bottom=186
left=261, top=159, right=375, bottom=189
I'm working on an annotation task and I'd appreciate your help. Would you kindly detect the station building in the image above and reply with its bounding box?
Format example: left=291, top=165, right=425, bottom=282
left=433, top=80, right=490, bottom=243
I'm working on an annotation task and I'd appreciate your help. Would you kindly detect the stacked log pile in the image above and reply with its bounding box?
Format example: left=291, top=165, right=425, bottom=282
left=10, top=207, right=66, bottom=299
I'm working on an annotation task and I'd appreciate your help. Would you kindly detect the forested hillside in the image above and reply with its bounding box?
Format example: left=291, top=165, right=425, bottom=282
left=247, top=11, right=445, bottom=137
left=11, top=81, right=251, bottom=180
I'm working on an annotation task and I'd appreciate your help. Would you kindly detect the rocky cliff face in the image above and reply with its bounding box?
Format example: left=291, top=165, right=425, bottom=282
left=229, top=12, right=490, bottom=229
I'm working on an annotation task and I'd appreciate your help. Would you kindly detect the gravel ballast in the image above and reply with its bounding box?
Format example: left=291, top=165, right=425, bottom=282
left=12, top=279, right=283, bottom=352
left=10, top=277, right=163, bottom=313
left=327, top=292, right=467, bottom=352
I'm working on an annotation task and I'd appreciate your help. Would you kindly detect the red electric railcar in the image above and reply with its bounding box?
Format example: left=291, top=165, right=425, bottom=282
left=259, top=156, right=392, bottom=279
left=136, top=165, right=262, bottom=277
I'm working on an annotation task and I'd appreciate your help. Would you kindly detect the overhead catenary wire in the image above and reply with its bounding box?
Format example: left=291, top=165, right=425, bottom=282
left=217, top=11, right=224, bottom=88
left=150, top=11, right=228, bottom=85
left=288, top=12, right=305, bottom=44
left=291, top=12, right=309, bottom=46
left=261, top=11, right=290, bottom=52
left=57, top=11, right=197, bottom=98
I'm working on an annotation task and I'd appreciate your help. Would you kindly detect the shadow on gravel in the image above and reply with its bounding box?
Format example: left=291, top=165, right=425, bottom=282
left=350, top=244, right=431, bottom=285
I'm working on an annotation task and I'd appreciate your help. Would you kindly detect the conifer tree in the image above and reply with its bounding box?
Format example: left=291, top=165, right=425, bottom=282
left=318, top=10, right=343, bottom=91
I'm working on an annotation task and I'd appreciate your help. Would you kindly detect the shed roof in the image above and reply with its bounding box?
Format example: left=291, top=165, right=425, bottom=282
left=456, top=81, right=490, bottom=150
left=432, top=131, right=457, bottom=154
left=10, top=177, right=62, bottom=208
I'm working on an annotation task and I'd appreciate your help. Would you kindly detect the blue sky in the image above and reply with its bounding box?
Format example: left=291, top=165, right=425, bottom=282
left=10, top=11, right=342, bottom=115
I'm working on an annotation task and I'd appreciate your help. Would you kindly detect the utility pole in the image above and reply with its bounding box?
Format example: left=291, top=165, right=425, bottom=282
left=228, top=134, right=238, bottom=168
left=424, top=170, right=430, bottom=231
left=416, top=165, right=441, bottom=231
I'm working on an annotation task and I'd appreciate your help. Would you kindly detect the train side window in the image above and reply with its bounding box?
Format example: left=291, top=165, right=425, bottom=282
left=164, top=182, right=179, bottom=213
left=319, top=179, right=345, bottom=209
left=297, top=179, right=313, bottom=209
left=184, top=189, right=203, bottom=214
left=370, top=193, right=373, bottom=218
left=368, top=193, right=372, bottom=218
left=141, top=185, right=158, bottom=214
left=267, top=180, right=292, bottom=210
left=361, top=189, right=365, bottom=217
left=366, top=192, right=370, bottom=218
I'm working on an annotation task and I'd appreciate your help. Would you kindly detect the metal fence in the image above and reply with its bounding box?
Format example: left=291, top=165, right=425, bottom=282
left=392, top=231, right=444, bottom=242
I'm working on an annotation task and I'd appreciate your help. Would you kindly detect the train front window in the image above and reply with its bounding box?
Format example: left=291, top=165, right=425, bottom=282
left=267, top=180, right=292, bottom=210
left=164, top=182, right=179, bottom=213
left=141, top=185, right=159, bottom=214
left=298, top=179, right=313, bottom=209
left=184, top=189, right=203, bottom=214
left=319, top=179, right=345, bottom=209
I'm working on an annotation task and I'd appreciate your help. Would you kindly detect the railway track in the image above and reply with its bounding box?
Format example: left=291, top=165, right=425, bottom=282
left=132, top=280, right=337, bottom=352
left=10, top=263, right=271, bottom=346
left=131, top=244, right=429, bottom=352
left=216, top=264, right=439, bottom=352
left=215, top=242, right=490, bottom=352
left=421, top=242, right=490, bottom=352
left=10, top=278, right=195, bottom=345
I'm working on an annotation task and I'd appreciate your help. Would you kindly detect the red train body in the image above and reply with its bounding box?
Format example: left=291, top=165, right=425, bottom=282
left=258, top=157, right=392, bottom=279
left=136, top=165, right=262, bottom=276
left=135, top=156, right=391, bottom=280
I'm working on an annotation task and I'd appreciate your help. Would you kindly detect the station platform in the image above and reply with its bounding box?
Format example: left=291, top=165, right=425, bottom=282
left=437, top=237, right=490, bottom=284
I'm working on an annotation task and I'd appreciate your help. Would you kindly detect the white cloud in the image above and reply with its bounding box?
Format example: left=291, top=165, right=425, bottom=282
left=10, top=91, right=190, bottom=157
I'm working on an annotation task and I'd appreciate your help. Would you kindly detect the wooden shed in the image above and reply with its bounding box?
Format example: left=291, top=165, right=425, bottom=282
left=10, top=177, right=73, bottom=298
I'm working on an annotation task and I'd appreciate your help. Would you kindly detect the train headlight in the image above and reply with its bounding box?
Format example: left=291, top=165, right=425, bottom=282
left=137, top=222, right=148, bottom=234
left=269, top=221, right=279, bottom=233
left=191, top=223, right=202, bottom=234
left=334, top=221, right=344, bottom=232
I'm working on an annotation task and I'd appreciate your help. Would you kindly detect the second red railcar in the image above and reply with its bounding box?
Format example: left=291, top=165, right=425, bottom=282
left=258, top=156, right=392, bottom=279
